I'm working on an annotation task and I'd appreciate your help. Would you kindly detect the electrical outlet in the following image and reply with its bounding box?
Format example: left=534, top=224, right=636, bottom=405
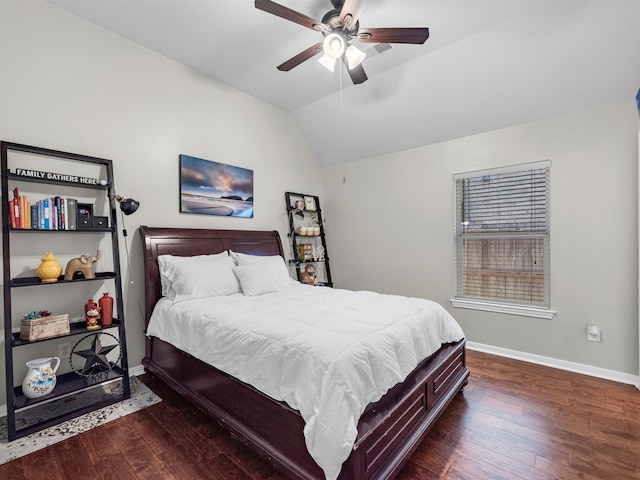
left=587, top=325, right=601, bottom=342
left=59, top=342, right=71, bottom=358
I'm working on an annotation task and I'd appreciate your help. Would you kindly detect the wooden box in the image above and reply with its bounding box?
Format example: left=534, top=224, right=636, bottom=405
left=20, top=314, right=70, bottom=341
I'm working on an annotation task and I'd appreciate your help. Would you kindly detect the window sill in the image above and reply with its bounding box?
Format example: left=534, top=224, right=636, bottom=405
left=450, top=298, right=556, bottom=319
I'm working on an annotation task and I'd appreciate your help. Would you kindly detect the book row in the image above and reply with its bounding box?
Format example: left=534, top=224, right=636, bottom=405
left=9, top=187, right=106, bottom=230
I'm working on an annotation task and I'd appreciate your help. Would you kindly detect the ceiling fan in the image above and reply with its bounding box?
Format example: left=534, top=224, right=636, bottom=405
left=255, top=0, right=430, bottom=85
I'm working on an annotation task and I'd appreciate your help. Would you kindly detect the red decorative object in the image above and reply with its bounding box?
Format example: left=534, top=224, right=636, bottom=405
left=98, top=293, right=113, bottom=328
left=84, top=299, right=100, bottom=331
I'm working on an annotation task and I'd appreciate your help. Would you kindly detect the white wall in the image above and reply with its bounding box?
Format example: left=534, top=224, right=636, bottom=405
left=324, top=102, right=639, bottom=377
left=1, top=2, right=637, bottom=410
left=0, top=1, right=323, bottom=401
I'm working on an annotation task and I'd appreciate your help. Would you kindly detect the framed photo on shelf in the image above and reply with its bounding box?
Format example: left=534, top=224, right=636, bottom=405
left=303, top=196, right=316, bottom=211
left=298, top=243, right=313, bottom=261
left=77, top=203, right=93, bottom=217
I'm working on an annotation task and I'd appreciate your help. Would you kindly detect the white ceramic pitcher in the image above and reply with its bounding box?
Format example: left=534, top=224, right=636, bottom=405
left=22, top=356, right=60, bottom=399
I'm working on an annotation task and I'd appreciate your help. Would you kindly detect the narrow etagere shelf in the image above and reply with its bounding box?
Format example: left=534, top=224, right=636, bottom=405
left=284, top=192, right=333, bottom=287
left=1, top=140, right=130, bottom=441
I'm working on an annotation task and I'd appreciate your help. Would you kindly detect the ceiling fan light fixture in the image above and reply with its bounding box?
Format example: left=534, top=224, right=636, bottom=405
left=317, top=52, right=337, bottom=72
left=345, top=44, right=366, bottom=69
left=322, top=32, right=345, bottom=59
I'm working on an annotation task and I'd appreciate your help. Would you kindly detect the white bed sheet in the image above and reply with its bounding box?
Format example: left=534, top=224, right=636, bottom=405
left=147, top=284, right=464, bottom=480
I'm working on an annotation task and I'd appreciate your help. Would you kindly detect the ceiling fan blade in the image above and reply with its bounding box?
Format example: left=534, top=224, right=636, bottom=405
left=255, top=0, right=322, bottom=31
left=343, top=58, right=368, bottom=85
left=277, top=42, right=323, bottom=71
left=339, top=0, right=366, bottom=29
left=358, top=27, right=430, bottom=44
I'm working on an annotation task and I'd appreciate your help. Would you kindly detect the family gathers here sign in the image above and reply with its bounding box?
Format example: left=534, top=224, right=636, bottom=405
left=13, top=168, right=99, bottom=185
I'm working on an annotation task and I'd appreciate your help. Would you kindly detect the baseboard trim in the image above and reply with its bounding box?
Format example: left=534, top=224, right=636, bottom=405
left=0, top=365, right=146, bottom=420
left=467, top=341, right=640, bottom=389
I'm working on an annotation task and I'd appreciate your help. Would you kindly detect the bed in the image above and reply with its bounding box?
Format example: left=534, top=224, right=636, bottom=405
left=140, top=226, right=469, bottom=480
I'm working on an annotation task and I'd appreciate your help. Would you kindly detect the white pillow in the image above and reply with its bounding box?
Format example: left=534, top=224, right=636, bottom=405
left=172, top=255, right=241, bottom=303
left=230, top=251, right=283, bottom=266
left=232, top=256, right=294, bottom=296
left=158, top=251, right=229, bottom=299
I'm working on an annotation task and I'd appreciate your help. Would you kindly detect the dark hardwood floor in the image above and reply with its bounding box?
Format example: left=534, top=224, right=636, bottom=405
left=2, top=349, right=639, bottom=479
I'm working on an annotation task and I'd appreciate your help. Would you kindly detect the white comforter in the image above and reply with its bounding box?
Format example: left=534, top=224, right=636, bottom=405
left=147, top=284, right=464, bottom=480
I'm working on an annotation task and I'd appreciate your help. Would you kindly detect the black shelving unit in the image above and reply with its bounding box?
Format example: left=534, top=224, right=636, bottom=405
left=284, top=192, right=332, bottom=287
left=1, top=141, right=130, bottom=441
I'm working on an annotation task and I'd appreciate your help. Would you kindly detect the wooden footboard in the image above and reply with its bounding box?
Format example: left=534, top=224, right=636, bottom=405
left=143, top=336, right=468, bottom=480
left=350, top=340, right=468, bottom=479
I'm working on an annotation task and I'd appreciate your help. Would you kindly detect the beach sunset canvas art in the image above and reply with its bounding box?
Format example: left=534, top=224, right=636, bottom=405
left=180, top=155, right=254, bottom=217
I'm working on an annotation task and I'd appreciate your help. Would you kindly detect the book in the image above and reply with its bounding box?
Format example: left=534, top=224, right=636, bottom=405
left=60, top=197, right=66, bottom=230
left=30, top=205, right=38, bottom=229
left=66, top=198, right=77, bottom=230
left=20, top=195, right=27, bottom=228
left=12, top=188, right=20, bottom=229
left=43, top=199, right=50, bottom=230
left=24, top=198, right=30, bottom=229
left=37, top=199, right=45, bottom=229
left=54, top=196, right=62, bottom=230
left=9, top=200, right=16, bottom=229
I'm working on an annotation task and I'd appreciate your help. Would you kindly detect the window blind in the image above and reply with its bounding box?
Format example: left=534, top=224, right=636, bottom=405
left=454, top=161, right=550, bottom=307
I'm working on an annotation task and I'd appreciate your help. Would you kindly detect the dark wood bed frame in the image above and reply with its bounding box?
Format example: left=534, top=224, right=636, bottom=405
left=140, top=226, right=469, bottom=480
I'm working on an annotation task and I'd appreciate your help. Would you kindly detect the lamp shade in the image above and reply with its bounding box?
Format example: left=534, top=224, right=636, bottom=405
left=114, top=194, right=140, bottom=215
left=345, top=45, right=366, bottom=70
left=322, top=33, right=345, bottom=59
left=317, top=53, right=337, bottom=72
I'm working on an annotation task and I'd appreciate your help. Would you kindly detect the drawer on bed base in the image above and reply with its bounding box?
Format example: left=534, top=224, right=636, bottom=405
left=429, top=350, right=465, bottom=410
left=362, top=388, right=427, bottom=475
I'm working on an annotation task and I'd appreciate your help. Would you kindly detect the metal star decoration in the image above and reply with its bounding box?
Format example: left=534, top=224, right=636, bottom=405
left=73, top=334, right=117, bottom=376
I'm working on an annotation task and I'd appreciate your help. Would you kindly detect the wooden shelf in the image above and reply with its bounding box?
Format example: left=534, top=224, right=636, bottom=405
left=13, top=366, right=126, bottom=410
left=10, top=227, right=114, bottom=233
left=12, top=319, right=121, bottom=347
left=10, top=272, right=117, bottom=288
left=7, top=172, right=110, bottom=190
left=14, top=391, right=127, bottom=439
left=288, top=259, right=329, bottom=264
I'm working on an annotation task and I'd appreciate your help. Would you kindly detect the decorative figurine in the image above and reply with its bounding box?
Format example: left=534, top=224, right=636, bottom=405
left=71, top=332, right=119, bottom=378
left=36, top=252, right=62, bottom=283
left=84, top=299, right=101, bottom=330
left=64, top=250, right=100, bottom=280
left=300, top=264, right=317, bottom=285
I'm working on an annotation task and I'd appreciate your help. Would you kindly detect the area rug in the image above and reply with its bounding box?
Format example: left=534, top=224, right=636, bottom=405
left=0, top=375, right=161, bottom=465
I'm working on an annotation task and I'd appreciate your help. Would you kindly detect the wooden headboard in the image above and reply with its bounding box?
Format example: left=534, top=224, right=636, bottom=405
left=139, top=226, right=285, bottom=326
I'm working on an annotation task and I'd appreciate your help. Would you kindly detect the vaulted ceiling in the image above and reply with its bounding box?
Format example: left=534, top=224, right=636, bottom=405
left=48, top=0, right=640, bottom=166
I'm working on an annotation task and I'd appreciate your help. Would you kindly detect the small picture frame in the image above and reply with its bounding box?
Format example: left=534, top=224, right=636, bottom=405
left=304, top=196, right=316, bottom=211
left=77, top=203, right=93, bottom=217
left=299, top=243, right=313, bottom=261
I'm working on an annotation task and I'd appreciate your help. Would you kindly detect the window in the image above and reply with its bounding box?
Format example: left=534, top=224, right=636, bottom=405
left=452, top=161, right=553, bottom=318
